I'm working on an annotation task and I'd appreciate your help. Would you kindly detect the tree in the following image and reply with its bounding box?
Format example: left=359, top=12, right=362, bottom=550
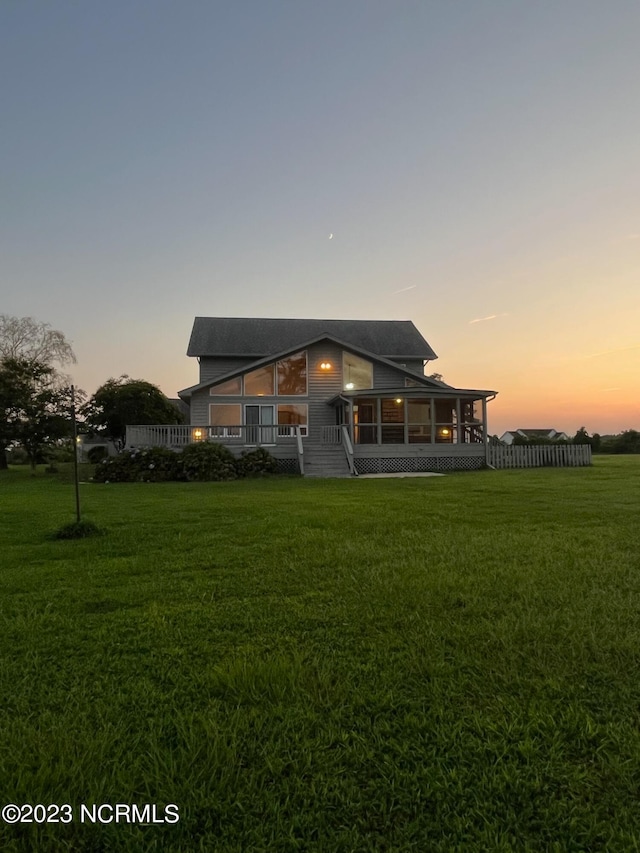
left=82, top=376, right=184, bottom=448
left=613, top=429, right=640, bottom=454
left=0, top=316, right=77, bottom=469
left=0, top=358, right=75, bottom=472
left=0, top=315, right=76, bottom=368
left=572, top=426, right=591, bottom=445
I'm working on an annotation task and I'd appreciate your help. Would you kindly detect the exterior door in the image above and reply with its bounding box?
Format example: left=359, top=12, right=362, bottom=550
left=245, top=405, right=275, bottom=445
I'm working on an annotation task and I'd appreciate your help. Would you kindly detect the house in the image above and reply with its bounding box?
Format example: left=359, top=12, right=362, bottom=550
left=126, top=317, right=498, bottom=477
left=500, top=428, right=570, bottom=445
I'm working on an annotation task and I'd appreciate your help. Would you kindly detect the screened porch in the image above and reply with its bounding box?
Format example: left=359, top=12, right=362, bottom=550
left=328, top=390, right=489, bottom=446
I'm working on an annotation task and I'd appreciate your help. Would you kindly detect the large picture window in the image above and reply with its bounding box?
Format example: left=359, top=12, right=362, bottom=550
left=343, top=352, right=373, bottom=390
left=277, top=404, right=308, bottom=436
left=244, top=365, right=275, bottom=396
left=209, top=376, right=241, bottom=395
left=209, top=404, right=241, bottom=437
left=277, top=351, right=307, bottom=395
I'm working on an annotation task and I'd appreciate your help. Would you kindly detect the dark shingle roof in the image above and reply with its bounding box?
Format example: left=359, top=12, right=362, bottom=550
left=187, top=317, right=437, bottom=360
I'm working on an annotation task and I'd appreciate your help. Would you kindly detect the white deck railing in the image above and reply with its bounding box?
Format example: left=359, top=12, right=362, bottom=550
left=488, top=444, right=591, bottom=468
left=126, top=424, right=300, bottom=449
left=321, top=425, right=343, bottom=445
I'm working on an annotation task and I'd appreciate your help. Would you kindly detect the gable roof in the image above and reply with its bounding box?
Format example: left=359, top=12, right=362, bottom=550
left=187, top=317, right=437, bottom=360
left=179, top=332, right=455, bottom=400
left=501, top=429, right=568, bottom=440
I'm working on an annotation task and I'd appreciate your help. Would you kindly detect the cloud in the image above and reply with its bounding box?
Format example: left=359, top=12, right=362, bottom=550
left=608, top=233, right=640, bottom=245
left=392, top=285, right=417, bottom=294
left=468, top=312, right=509, bottom=325
left=602, top=387, right=622, bottom=392
left=585, top=343, right=640, bottom=359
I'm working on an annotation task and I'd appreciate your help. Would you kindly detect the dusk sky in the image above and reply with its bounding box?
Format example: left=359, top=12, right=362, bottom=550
left=2, top=1, right=639, bottom=436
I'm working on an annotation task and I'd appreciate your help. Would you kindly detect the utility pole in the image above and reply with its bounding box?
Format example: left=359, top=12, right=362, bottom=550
left=70, top=384, right=81, bottom=523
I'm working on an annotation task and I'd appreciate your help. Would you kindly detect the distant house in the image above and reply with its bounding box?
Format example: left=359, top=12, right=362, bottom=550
left=500, top=428, right=570, bottom=445
left=127, top=317, right=498, bottom=477
left=76, top=435, right=119, bottom=462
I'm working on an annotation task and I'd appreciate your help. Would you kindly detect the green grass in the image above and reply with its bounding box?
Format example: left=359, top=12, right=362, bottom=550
left=1, top=458, right=640, bottom=852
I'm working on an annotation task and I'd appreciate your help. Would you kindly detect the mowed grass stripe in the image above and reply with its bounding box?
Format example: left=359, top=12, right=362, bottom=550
left=0, top=458, right=639, bottom=851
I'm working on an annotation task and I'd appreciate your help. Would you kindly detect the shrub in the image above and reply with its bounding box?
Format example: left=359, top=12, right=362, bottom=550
left=44, top=441, right=76, bottom=464
left=93, top=447, right=182, bottom=483
left=7, top=446, right=30, bottom=465
left=137, top=447, right=183, bottom=482
left=87, top=446, right=109, bottom=464
left=51, top=520, right=104, bottom=540
left=236, top=447, right=278, bottom=477
left=93, top=451, right=137, bottom=482
left=180, top=442, right=237, bottom=482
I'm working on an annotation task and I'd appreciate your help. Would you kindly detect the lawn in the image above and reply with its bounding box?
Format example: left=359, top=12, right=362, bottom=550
left=1, top=458, right=639, bottom=852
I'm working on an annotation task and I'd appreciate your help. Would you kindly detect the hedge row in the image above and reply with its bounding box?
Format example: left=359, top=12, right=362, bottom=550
left=92, top=444, right=279, bottom=483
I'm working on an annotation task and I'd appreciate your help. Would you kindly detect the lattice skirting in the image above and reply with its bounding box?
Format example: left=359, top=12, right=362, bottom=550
left=276, top=458, right=301, bottom=474
left=354, top=456, right=485, bottom=474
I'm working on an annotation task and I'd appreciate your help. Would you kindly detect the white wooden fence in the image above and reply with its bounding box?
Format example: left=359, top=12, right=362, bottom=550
left=488, top=444, right=591, bottom=469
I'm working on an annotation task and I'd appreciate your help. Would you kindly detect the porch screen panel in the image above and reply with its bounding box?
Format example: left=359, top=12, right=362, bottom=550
left=435, top=398, right=457, bottom=443
left=381, top=398, right=405, bottom=444
left=408, top=399, right=432, bottom=443
left=353, top=397, right=377, bottom=444
left=461, top=399, right=484, bottom=443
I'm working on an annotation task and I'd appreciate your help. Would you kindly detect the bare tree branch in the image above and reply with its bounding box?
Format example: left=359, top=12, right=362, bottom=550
left=0, top=315, right=76, bottom=368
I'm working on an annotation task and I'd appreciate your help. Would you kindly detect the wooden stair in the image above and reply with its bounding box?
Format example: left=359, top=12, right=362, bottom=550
left=302, top=445, right=353, bottom=478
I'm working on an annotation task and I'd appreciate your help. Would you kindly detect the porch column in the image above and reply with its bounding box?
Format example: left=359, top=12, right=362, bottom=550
left=376, top=397, right=382, bottom=445
left=482, top=397, right=489, bottom=465
left=430, top=398, right=435, bottom=443
left=456, top=398, right=462, bottom=444
left=349, top=401, right=355, bottom=443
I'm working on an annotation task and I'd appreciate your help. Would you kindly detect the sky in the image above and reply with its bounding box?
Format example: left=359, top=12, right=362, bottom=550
left=2, top=0, right=639, bottom=437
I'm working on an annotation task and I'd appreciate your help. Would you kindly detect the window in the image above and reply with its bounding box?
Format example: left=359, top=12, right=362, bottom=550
left=209, top=376, right=241, bottom=395
left=277, top=351, right=307, bottom=395
left=209, top=404, right=241, bottom=437
left=343, top=352, right=373, bottom=390
left=277, top=404, right=308, bottom=436
left=244, top=365, right=275, bottom=396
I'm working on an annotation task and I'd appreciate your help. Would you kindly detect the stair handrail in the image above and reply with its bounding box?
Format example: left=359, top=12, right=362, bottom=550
left=295, top=425, right=304, bottom=475
left=341, top=425, right=357, bottom=476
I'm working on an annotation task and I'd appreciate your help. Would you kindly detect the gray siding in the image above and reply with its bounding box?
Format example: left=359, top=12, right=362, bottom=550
left=306, top=342, right=344, bottom=442
left=387, top=358, right=425, bottom=376
left=190, top=345, right=423, bottom=441
left=198, top=357, right=255, bottom=383
left=190, top=388, right=218, bottom=425
left=373, top=361, right=415, bottom=388
left=191, top=342, right=344, bottom=442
